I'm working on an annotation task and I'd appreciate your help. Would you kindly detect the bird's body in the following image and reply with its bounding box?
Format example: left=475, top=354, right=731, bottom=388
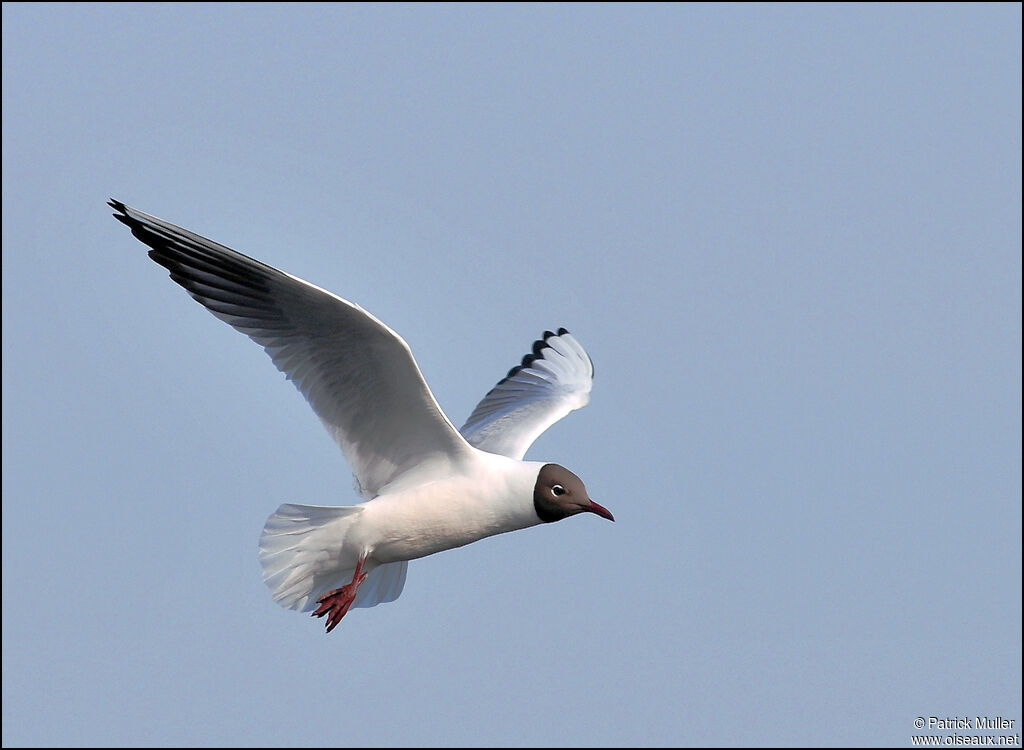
left=110, top=199, right=612, bottom=632
left=353, top=454, right=543, bottom=565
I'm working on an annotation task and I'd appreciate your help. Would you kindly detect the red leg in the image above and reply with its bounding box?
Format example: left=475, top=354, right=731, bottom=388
left=312, top=556, right=368, bottom=633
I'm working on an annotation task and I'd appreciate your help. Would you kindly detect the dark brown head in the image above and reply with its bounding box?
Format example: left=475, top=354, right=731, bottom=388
left=533, top=463, right=614, bottom=524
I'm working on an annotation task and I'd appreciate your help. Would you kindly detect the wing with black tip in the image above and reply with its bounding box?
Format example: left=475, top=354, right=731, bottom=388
left=460, top=329, right=594, bottom=460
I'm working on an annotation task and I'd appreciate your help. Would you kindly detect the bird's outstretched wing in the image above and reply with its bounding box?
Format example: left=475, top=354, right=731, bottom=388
left=110, top=199, right=475, bottom=498
left=460, top=328, right=594, bottom=460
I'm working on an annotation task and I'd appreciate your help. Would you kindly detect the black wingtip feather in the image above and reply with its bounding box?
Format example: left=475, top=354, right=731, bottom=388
left=499, top=328, right=583, bottom=382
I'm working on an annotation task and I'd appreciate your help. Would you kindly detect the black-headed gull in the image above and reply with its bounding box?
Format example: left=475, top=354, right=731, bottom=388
left=110, top=199, right=613, bottom=632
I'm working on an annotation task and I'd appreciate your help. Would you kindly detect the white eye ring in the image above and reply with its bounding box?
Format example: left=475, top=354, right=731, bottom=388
left=551, top=484, right=567, bottom=497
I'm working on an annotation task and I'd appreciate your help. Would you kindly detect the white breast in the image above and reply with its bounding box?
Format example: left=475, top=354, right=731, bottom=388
left=351, top=452, right=545, bottom=564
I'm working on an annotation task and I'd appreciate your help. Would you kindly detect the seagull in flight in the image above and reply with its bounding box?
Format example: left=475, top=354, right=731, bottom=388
left=110, top=199, right=612, bottom=632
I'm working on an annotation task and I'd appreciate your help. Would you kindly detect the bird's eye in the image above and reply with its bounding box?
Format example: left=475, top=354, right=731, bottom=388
left=551, top=484, right=567, bottom=497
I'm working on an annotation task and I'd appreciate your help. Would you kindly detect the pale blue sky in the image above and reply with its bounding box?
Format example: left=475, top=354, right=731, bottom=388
left=2, top=3, right=1021, bottom=747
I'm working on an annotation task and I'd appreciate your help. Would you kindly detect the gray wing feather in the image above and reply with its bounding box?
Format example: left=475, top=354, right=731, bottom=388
left=111, top=200, right=473, bottom=498
left=460, top=329, right=593, bottom=460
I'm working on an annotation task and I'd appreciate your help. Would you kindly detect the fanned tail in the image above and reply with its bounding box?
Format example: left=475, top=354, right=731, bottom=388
left=259, top=503, right=407, bottom=612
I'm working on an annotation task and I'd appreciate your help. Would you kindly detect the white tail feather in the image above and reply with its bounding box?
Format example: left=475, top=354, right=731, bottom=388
left=259, top=503, right=407, bottom=612
left=353, top=560, right=408, bottom=608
